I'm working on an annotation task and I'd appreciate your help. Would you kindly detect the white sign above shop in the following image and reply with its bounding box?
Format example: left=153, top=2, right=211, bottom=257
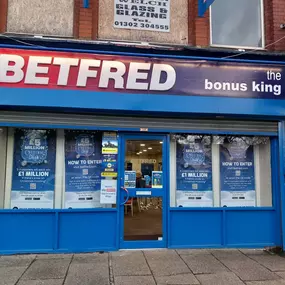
left=114, top=0, right=170, bottom=32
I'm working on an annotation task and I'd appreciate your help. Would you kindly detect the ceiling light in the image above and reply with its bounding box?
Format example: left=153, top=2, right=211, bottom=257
left=137, top=153, right=140, bottom=155
left=143, top=150, right=147, bottom=152
left=140, top=144, right=145, bottom=146
left=160, top=141, right=163, bottom=144
left=148, top=147, right=152, bottom=149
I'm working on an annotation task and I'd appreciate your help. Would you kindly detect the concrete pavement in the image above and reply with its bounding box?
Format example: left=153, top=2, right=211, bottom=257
left=1, top=249, right=285, bottom=285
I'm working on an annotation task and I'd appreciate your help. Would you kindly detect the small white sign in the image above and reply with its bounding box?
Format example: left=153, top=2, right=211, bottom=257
left=136, top=191, right=152, bottom=196
left=100, top=180, right=117, bottom=204
left=114, top=0, right=170, bottom=32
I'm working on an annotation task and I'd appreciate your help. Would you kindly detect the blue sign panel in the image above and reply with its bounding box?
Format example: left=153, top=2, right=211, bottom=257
left=220, top=143, right=256, bottom=207
left=65, top=131, right=102, bottom=192
left=12, top=129, right=56, bottom=191
left=176, top=138, right=213, bottom=207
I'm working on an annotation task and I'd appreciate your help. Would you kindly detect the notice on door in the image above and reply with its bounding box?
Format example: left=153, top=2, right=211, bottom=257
left=114, top=0, right=170, bottom=32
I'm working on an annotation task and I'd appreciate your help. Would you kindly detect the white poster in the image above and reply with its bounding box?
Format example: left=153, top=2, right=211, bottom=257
left=114, top=0, right=170, bottom=32
left=100, top=179, right=117, bottom=204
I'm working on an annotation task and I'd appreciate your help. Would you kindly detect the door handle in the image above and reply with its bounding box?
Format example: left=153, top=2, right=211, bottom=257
left=120, top=186, right=130, bottom=206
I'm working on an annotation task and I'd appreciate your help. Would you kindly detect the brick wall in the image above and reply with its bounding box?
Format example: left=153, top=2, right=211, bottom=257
left=0, top=0, right=8, bottom=34
left=271, top=0, right=285, bottom=51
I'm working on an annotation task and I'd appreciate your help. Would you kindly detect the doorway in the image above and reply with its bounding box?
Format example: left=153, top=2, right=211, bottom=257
left=119, top=134, right=167, bottom=249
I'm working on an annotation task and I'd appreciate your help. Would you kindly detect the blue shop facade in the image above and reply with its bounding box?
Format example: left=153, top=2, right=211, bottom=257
left=0, top=39, right=285, bottom=254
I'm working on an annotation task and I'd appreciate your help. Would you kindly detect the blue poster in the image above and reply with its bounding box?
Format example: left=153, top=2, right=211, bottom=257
left=124, top=171, right=136, bottom=188
left=65, top=131, right=102, bottom=192
left=220, top=142, right=255, bottom=206
left=152, top=171, right=163, bottom=188
left=12, top=129, right=56, bottom=191
left=65, top=131, right=103, bottom=208
left=102, top=132, right=118, bottom=154
left=176, top=138, right=213, bottom=207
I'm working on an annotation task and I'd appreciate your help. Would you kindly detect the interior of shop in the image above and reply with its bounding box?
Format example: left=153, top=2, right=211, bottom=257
left=124, top=140, right=163, bottom=241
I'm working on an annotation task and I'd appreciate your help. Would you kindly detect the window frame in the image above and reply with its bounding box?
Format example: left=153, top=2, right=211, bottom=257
left=209, top=0, right=265, bottom=50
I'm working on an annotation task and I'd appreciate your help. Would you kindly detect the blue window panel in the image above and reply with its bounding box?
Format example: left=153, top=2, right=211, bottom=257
left=58, top=211, right=117, bottom=251
left=0, top=213, right=54, bottom=252
left=169, top=210, right=223, bottom=248
left=225, top=210, right=279, bottom=247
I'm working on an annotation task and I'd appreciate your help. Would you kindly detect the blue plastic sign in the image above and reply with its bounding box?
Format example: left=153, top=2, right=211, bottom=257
left=220, top=143, right=256, bottom=207
left=176, top=139, right=213, bottom=207
left=65, top=131, right=102, bottom=208
left=11, top=129, right=56, bottom=209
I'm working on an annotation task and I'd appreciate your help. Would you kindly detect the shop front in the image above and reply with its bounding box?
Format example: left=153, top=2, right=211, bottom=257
left=0, top=45, right=284, bottom=254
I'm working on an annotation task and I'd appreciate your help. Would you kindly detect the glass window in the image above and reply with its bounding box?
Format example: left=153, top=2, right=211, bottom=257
left=64, top=130, right=118, bottom=209
left=210, top=0, right=263, bottom=48
left=170, top=134, right=272, bottom=208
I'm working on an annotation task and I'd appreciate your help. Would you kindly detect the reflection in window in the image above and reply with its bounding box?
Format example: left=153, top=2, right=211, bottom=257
left=211, top=0, right=263, bottom=48
left=170, top=134, right=272, bottom=208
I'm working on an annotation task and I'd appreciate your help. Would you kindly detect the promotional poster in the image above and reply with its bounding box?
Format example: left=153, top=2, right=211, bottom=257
left=102, top=132, right=118, bottom=154
left=176, top=136, right=213, bottom=207
left=124, top=171, right=136, bottom=188
left=152, top=171, right=163, bottom=188
left=65, top=131, right=102, bottom=208
left=11, top=129, right=56, bottom=209
left=220, top=141, right=256, bottom=207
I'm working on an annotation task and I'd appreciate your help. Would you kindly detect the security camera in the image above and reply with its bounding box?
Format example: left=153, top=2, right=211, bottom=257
left=280, top=24, right=285, bottom=29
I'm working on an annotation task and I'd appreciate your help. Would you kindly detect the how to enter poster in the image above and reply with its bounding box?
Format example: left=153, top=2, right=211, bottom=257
left=220, top=140, right=256, bottom=207
left=176, top=136, right=213, bottom=207
left=65, top=131, right=102, bottom=208
left=11, top=129, right=56, bottom=209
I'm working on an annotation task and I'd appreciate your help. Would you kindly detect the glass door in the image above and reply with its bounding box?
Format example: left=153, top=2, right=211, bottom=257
left=119, top=134, right=167, bottom=249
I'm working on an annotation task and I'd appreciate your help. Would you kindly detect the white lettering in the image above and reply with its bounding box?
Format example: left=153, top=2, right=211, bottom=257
left=126, top=62, right=150, bottom=90
left=77, top=59, right=101, bottom=87
left=53, top=57, right=79, bottom=86
left=25, top=56, right=52, bottom=85
left=0, top=54, right=25, bottom=83
left=99, top=61, right=126, bottom=89
left=149, top=64, right=176, bottom=91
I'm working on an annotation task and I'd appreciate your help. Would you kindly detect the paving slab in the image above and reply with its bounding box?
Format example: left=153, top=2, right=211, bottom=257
left=0, top=255, right=35, bottom=267
left=17, top=280, right=64, bottom=285
left=144, top=250, right=190, bottom=277
left=247, top=254, right=285, bottom=272
left=0, top=266, right=27, bottom=285
left=111, top=251, right=151, bottom=276
left=21, top=258, right=70, bottom=280
left=246, top=280, right=285, bottom=285
left=181, top=254, right=229, bottom=274
left=155, top=273, right=200, bottom=285
left=176, top=249, right=211, bottom=255
left=239, top=249, right=268, bottom=256
left=114, top=276, right=156, bottom=285
left=64, top=259, right=109, bottom=285
left=276, top=272, right=285, bottom=279
left=212, top=250, right=279, bottom=281
left=72, top=252, right=108, bottom=264
left=196, top=272, right=245, bottom=285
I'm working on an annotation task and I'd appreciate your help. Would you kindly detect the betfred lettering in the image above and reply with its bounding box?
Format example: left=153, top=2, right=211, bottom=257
left=0, top=54, right=176, bottom=91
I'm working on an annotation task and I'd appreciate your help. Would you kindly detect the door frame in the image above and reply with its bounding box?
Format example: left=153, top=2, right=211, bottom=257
left=118, top=133, right=169, bottom=249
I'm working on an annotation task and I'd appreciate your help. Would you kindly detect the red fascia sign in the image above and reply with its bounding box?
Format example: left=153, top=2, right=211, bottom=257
left=0, top=48, right=176, bottom=93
